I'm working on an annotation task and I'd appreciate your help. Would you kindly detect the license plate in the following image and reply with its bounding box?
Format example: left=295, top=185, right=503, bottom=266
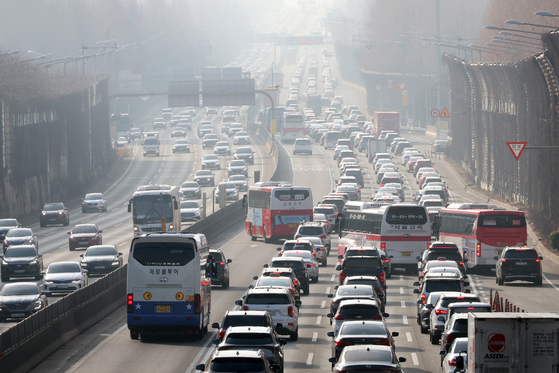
left=11, top=313, right=25, bottom=318
left=402, top=252, right=412, bottom=257
left=156, top=305, right=171, bottom=313
left=14, top=270, right=25, bottom=273
left=57, top=285, right=69, bottom=289
left=94, top=266, right=105, bottom=269
left=288, top=224, right=298, bottom=228
left=516, top=262, right=528, bottom=265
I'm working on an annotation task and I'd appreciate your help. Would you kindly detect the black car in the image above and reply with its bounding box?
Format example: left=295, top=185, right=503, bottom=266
left=3, top=228, right=39, bottom=252
left=212, top=310, right=276, bottom=341
left=336, top=256, right=386, bottom=286
left=495, top=246, right=543, bottom=286
left=418, top=244, right=467, bottom=276
left=1, top=245, right=44, bottom=281
left=79, top=245, right=123, bottom=275
left=267, top=256, right=310, bottom=295
left=328, top=284, right=380, bottom=314
left=194, top=170, right=215, bottom=186
left=0, top=218, right=22, bottom=242
left=209, top=249, right=232, bottom=289
left=234, top=147, right=255, bottom=165
left=0, top=282, right=48, bottom=321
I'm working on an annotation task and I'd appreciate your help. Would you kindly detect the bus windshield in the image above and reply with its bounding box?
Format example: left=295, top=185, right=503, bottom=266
left=133, top=195, right=173, bottom=223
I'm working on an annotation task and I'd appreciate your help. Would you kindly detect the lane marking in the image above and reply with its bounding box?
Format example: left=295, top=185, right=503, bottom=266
left=321, top=300, right=326, bottom=309
left=401, top=301, right=406, bottom=308
left=411, top=352, right=419, bottom=365
left=400, top=275, right=404, bottom=281
left=312, top=332, right=318, bottom=342
left=316, top=316, right=322, bottom=324
left=330, top=274, right=335, bottom=282
left=325, top=286, right=331, bottom=294
left=403, top=315, right=408, bottom=325
left=399, top=287, right=404, bottom=294
left=118, top=242, right=128, bottom=247
left=543, top=273, right=559, bottom=292
left=306, top=353, right=313, bottom=365
left=406, top=332, right=412, bottom=342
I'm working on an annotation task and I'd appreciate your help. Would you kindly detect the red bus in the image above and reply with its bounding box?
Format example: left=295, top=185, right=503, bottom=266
left=246, top=185, right=313, bottom=243
left=438, top=203, right=528, bottom=271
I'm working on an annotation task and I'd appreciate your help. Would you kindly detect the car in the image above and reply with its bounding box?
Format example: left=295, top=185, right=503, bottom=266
left=198, top=124, right=215, bottom=138
left=341, top=246, right=379, bottom=260
left=342, top=275, right=387, bottom=311
left=40, top=202, right=70, bottom=227
left=212, top=310, right=276, bottom=342
left=170, top=115, right=182, bottom=127
left=328, top=284, right=380, bottom=315
left=419, top=242, right=467, bottom=275
left=417, top=291, right=444, bottom=334
left=203, top=133, right=220, bottom=148
left=235, top=287, right=301, bottom=341
left=180, top=201, right=203, bottom=222
left=441, top=314, right=469, bottom=353
left=214, top=141, right=232, bottom=155
left=327, top=299, right=389, bottom=334
left=171, top=126, right=187, bottom=138
left=234, top=147, right=255, bottom=165
left=1, top=245, right=44, bottom=281
left=327, top=320, right=399, bottom=364
left=335, top=185, right=360, bottom=201
left=227, top=160, right=248, bottom=177
left=0, top=219, right=22, bottom=244
left=432, top=139, right=449, bottom=153
left=180, top=181, right=202, bottom=199
left=294, top=221, right=331, bottom=251
left=413, top=272, right=470, bottom=307
left=79, top=245, right=123, bottom=275
left=3, top=228, right=38, bottom=251
left=257, top=267, right=303, bottom=295
left=297, top=235, right=328, bottom=263
left=194, top=170, right=215, bottom=186
left=429, top=292, right=481, bottom=344
left=214, top=326, right=286, bottom=372
left=215, top=182, right=239, bottom=203
left=116, top=136, right=128, bottom=147
left=202, top=154, right=221, bottom=170
left=209, top=248, right=232, bottom=288
left=336, top=256, right=386, bottom=286
left=330, top=345, right=405, bottom=373
left=495, top=246, right=543, bottom=286
left=206, top=106, right=218, bottom=115
left=267, top=256, right=310, bottom=294
left=293, top=138, right=312, bottom=155
left=172, top=139, right=191, bottom=153
left=252, top=275, right=301, bottom=302
left=67, top=224, right=102, bottom=251
left=313, top=204, right=338, bottom=232
left=280, top=250, right=319, bottom=283
left=42, top=261, right=88, bottom=295
left=228, top=175, right=249, bottom=192
left=196, top=349, right=274, bottom=373
left=228, top=123, right=244, bottom=137
left=419, top=260, right=461, bottom=282
left=129, top=127, right=141, bottom=140
left=343, top=168, right=364, bottom=187
left=233, top=131, right=251, bottom=145
left=81, top=193, right=107, bottom=213
left=0, top=282, right=48, bottom=321
left=153, top=119, right=165, bottom=130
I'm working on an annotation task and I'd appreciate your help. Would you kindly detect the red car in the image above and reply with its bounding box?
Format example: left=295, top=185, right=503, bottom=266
left=40, top=202, right=69, bottom=227
left=68, top=224, right=102, bottom=251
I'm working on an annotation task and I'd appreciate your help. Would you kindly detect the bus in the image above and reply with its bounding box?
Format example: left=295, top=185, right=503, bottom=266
left=111, top=113, right=132, bottom=140
left=127, top=233, right=211, bottom=340
left=438, top=203, right=528, bottom=271
left=246, top=185, right=313, bottom=243
left=281, top=113, right=305, bottom=143
left=263, top=106, right=285, bottom=134
left=338, top=204, right=431, bottom=272
left=128, top=185, right=181, bottom=236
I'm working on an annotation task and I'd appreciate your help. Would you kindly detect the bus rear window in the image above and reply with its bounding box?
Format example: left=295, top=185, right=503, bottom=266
left=478, top=214, right=526, bottom=228
left=274, top=190, right=310, bottom=202
left=133, top=242, right=195, bottom=266
left=386, top=206, right=427, bottom=225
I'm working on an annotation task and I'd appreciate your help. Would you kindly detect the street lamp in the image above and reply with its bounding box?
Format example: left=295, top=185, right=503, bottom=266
left=0, top=50, right=20, bottom=57
left=485, top=25, right=544, bottom=35
left=499, top=31, right=541, bottom=41
left=491, top=35, right=542, bottom=49
left=505, top=19, right=556, bottom=29
left=490, top=38, right=541, bottom=52
left=535, top=11, right=559, bottom=18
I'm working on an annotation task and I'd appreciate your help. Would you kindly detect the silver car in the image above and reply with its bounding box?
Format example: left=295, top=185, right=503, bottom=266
left=282, top=251, right=319, bottom=283
left=297, top=236, right=328, bottom=265
left=228, top=175, right=249, bottom=192
left=81, top=193, right=107, bottom=213
left=43, top=261, right=88, bottom=295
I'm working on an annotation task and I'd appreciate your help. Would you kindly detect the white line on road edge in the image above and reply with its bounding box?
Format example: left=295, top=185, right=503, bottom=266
left=312, top=332, right=318, bottom=342
left=400, top=301, right=406, bottom=308
left=316, top=316, right=322, bottom=325
left=325, top=286, right=331, bottom=294
left=406, top=332, right=412, bottom=342
left=306, top=353, right=314, bottom=365
left=403, top=315, right=408, bottom=325
left=399, top=287, right=404, bottom=294
left=321, top=300, right=326, bottom=309
left=118, top=242, right=128, bottom=247
left=411, top=352, right=419, bottom=365
left=194, top=332, right=220, bottom=373
left=543, top=273, right=559, bottom=292
left=66, top=324, right=128, bottom=373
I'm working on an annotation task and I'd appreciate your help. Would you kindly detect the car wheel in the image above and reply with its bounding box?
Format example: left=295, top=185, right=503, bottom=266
left=498, top=276, right=504, bottom=286
left=535, top=277, right=543, bottom=286
left=322, top=258, right=327, bottom=266
left=223, top=278, right=230, bottom=289
left=69, top=246, right=75, bottom=251
left=251, top=235, right=257, bottom=241
left=1, top=275, right=9, bottom=282
left=302, top=282, right=310, bottom=295
left=420, top=323, right=429, bottom=334
left=289, top=329, right=298, bottom=341
left=40, top=221, right=45, bottom=228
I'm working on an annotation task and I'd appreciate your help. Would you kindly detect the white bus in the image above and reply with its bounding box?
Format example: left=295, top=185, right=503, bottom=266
left=281, top=113, right=305, bottom=143
left=128, top=185, right=181, bottom=236
left=339, top=204, right=431, bottom=273
left=127, top=233, right=211, bottom=340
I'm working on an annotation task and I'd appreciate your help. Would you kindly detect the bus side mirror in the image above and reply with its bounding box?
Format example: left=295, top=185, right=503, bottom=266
left=127, top=200, right=132, bottom=213
left=174, top=199, right=179, bottom=209
left=493, top=256, right=499, bottom=260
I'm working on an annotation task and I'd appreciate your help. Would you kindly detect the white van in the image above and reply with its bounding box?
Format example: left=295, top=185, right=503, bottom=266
left=293, top=138, right=313, bottom=155
left=324, top=131, right=342, bottom=149
left=143, top=136, right=160, bottom=157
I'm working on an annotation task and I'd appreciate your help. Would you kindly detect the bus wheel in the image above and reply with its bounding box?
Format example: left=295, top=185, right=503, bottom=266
left=130, top=331, right=139, bottom=340
left=251, top=236, right=257, bottom=241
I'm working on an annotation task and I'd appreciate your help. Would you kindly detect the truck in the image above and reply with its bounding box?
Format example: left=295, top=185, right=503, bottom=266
left=466, top=312, right=559, bottom=373
left=366, top=138, right=388, bottom=161
left=372, top=111, right=400, bottom=136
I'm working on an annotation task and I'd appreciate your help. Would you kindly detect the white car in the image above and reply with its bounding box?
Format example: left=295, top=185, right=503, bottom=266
left=180, top=201, right=203, bottom=222
left=233, top=131, right=250, bottom=145
left=296, top=237, right=328, bottom=266
left=81, top=193, right=107, bottom=213
left=293, top=138, right=312, bottom=155
left=43, top=261, right=88, bottom=295
left=441, top=337, right=468, bottom=373
left=214, top=141, right=232, bottom=155
left=228, top=175, right=249, bottom=192
left=116, top=136, right=128, bottom=147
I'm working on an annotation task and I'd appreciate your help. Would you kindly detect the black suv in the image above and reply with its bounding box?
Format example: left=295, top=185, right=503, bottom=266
left=209, top=249, right=232, bottom=289
left=1, top=245, right=44, bottom=281
left=336, top=256, right=386, bottom=286
left=266, top=257, right=310, bottom=295
left=418, top=242, right=467, bottom=275
left=495, top=246, right=543, bottom=286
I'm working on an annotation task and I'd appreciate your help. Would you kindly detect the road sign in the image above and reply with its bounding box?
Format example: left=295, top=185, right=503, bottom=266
left=402, top=90, right=408, bottom=96
left=402, top=95, right=408, bottom=106
left=437, top=121, right=449, bottom=131
left=375, top=84, right=381, bottom=91
left=507, top=142, right=527, bottom=161
left=264, top=87, right=277, bottom=92
left=398, top=83, right=406, bottom=90
left=392, top=82, right=401, bottom=90
left=430, top=108, right=440, bottom=118
left=439, top=107, right=451, bottom=118
left=387, top=84, right=393, bottom=90
left=271, top=119, right=277, bottom=135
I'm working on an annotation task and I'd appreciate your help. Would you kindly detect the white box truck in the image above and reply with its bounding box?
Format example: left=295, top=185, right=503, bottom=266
left=367, top=139, right=387, bottom=161
left=467, top=312, right=559, bottom=373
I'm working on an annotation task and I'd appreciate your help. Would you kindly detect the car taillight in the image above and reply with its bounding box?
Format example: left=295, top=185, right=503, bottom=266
left=380, top=243, right=386, bottom=250
left=502, top=259, right=507, bottom=262
left=294, top=235, right=301, bottom=239
left=218, top=329, right=225, bottom=339
left=339, top=272, right=346, bottom=282
left=309, top=263, right=316, bottom=267
left=320, top=235, right=327, bottom=239
left=380, top=272, right=385, bottom=283
left=536, top=259, right=541, bottom=262
left=476, top=243, right=481, bottom=257
left=293, top=279, right=299, bottom=286
left=220, top=262, right=224, bottom=265
left=446, top=334, right=456, bottom=345
left=449, top=358, right=457, bottom=367
left=242, top=305, right=249, bottom=311
left=334, top=314, right=347, bottom=320
left=335, top=340, right=353, bottom=348
left=288, top=306, right=294, bottom=318
left=421, top=293, right=427, bottom=304
left=312, top=251, right=316, bottom=255
left=194, top=294, right=201, bottom=314
left=127, top=294, right=133, bottom=313
left=459, top=262, right=464, bottom=266
left=382, top=259, right=389, bottom=263
left=380, top=184, right=384, bottom=187
left=435, top=309, right=448, bottom=315
left=371, top=314, right=383, bottom=320
left=375, top=339, right=392, bottom=346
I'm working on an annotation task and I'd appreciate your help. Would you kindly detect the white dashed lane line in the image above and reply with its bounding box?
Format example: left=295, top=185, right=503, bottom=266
left=312, top=332, right=318, bottom=342
left=306, top=353, right=313, bottom=365
left=316, top=316, right=322, bottom=325
left=403, top=315, right=408, bottom=325
left=411, top=353, right=419, bottom=365
left=406, top=332, right=412, bottom=342
left=399, top=287, right=404, bottom=294
left=400, top=301, right=406, bottom=308
left=321, top=301, right=326, bottom=309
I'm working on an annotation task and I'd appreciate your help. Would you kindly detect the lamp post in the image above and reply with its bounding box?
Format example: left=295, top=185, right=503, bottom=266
left=505, top=19, right=557, bottom=29
left=499, top=31, right=541, bottom=41
left=0, top=50, right=20, bottom=58
left=535, top=11, right=559, bottom=18
left=491, top=36, right=543, bottom=50
left=485, top=25, right=544, bottom=35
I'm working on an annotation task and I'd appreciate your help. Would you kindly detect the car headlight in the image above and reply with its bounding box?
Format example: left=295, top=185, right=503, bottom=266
left=29, top=259, right=38, bottom=265
left=44, top=280, right=53, bottom=284
left=33, top=300, right=43, bottom=310
left=81, top=262, right=87, bottom=267
left=111, top=261, right=120, bottom=266
left=72, top=279, right=82, bottom=283
left=169, top=224, right=174, bottom=230
left=195, top=211, right=201, bottom=216
left=27, top=239, right=34, bottom=244
left=133, top=226, right=139, bottom=232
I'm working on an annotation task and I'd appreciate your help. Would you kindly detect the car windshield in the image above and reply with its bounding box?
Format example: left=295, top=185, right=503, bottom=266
left=230, top=160, right=246, bottom=167
left=339, top=304, right=380, bottom=318
left=257, top=277, right=291, bottom=287
left=340, top=322, right=387, bottom=335
left=425, top=281, right=462, bottom=293
left=223, top=316, right=270, bottom=329
left=0, top=219, right=17, bottom=227
left=504, top=249, right=538, bottom=259
left=283, top=251, right=312, bottom=260
left=229, top=175, right=246, bottom=181
left=5, top=246, right=36, bottom=257
left=344, top=258, right=382, bottom=270
left=203, top=155, right=218, bottom=160
left=84, top=193, right=103, bottom=200
left=180, top=201, right=199, bottom=209
left=337, top=286, right=374, bottom=296
left=298, top=226, right=324, bottom=235
left=72, top=225, right=98, bottom=234
left=219, top=183, right=237, bottom=189
left=236, top=148, right=252, bottom=154
left=196, top=171, right=212, bottom=176
left=0, top=283, right=39, bottom=296
left=48, top=263, right=81, bottom=273
left=236, top=131, right=249, bottom=136
left=86, top=246, right=117, bottom=256
left=7, top=229, right=32, bottom=237
left=43, top=203, right=64, bottom=211
left=175, top=140, right=188, bottom=144
left=225, top=333, right=273, bottom=345
left=314, top=208, right=335, bottom=214
left=283, top=242, right=312, bottom=251
left=216, top=141, right=229, bottom=147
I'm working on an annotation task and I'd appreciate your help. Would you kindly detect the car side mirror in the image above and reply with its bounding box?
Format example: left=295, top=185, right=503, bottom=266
left=327, top=313, right=334, bottom=318
left=539, top=256, right=543, bottom=260
left=389, top=255, right=394, bottom=258
left=493, top=256, right=499, bottom=261
left=263, top=264, right=269, bottom=268
left=335, top=265, right=342, bottom=271
left=328, top=294, right=333, bottom=298
left=253, top=276, right=258, bottom=280
left=79, top=254, right=84, bottom=258
left=415, top=256, right=421, bottom=261
left=413, top=289, right=420, bottom=294
left=248, top=285, right=254, bottom=289
left=235, top=300, right=242, bottom=306
left=295, top=300, right=302, bottom=308
left=279, top=339, right=287, bottom=346
left=464, top=282, right=470, bottom=287
left=118, top=252, right=123, bottom=256
left=277, top=247, right=282, bottom=251
left=329, top=357, right=336, bottom=363
left=338, top=255, right=343, bottom=259
left=392, top=332, right=399, bottom=337
left=227, top=259, right=232, bottom=263
left=413, top=281, right=420, bottom=287
left=212, top=339, right=220, bottom=345
left=463, top=258, right=468, bottom=263
left=212, top=322, right=219, bottom=329
left=67, top=232, right=71, bottom=235
left=98, top=230, right=103, bottom=233
left=383, top=312, right=390, bottom=318
left=327, top=331, right=335, bottom=338
left=439, top=350, right=446, bottom=356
